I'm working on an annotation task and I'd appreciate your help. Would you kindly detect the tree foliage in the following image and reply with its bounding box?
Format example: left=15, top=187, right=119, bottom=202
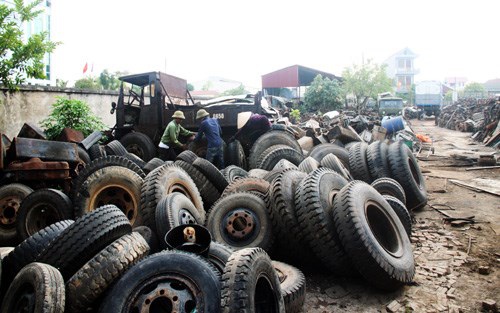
left=462, top=82, right=486, bottom=98
left=303, top=75, right=343, bottom=112
left=74, top=77, right=100, bottom=90
left=0, top=0, right=59, bottom=91
left=187, top=83, right=194, bottom=91
left=342, top=59, right=392, bottom=111
left=40, top=97, right=107, bottom=140
left=220, top=84, right=248, bottom=96
left=98, top=69, right=121, bottom=91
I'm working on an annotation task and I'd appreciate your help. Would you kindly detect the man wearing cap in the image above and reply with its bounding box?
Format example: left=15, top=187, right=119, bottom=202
left=194, top=109, right=224, bottom=169
left=231, top=112, right=271, bottom=153
left=159, top=110, right=195, bottom=160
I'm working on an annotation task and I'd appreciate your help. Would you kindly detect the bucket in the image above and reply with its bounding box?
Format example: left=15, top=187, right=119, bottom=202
left=381, top=116, right=405, bottom=135
left=164, top=224, right=212, bottom=257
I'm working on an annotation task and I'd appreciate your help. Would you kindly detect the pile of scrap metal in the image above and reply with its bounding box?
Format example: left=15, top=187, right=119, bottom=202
left=437, top=97, right=500, bottom=147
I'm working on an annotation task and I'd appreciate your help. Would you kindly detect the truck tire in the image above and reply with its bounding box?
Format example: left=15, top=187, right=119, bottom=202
left=221, top=177, right=270, bottom=199
left=104, top=140, right=128, bottom=157
left=272, top=260, right=306, bottom=313
left=226, top=140, right=248, bottom=170
left=383, top=195, right=412, bottom=238
left=257, top=145, right=305, bottom=171
left=298, top=156, right=320, bottom=174
left=249, top=131, right=302, bottom=169
left=222, top=165, right=248, bottom=183
left=120, top=131, right=156, bottom=162
left=77, top=145, right=91, bottom=164
left=273, top=159, right=299, bottom=171
left=176, top=150, right=198, bottom=164
left=174, top=160, right=220, bottom=208
left=98, top=250, right=221, bottom=313
left=88, top=143, right=106, bottom=161
left=125, top=152, right=146, bottom=169
left=207, top=241, right=234, bottom=275
left=1, top=262, right=65, bottom=313
left=193, top=157, right=229, bottom=193
left=366, top=141, right=391, bottom=180
left=348, top=142, right=372, bottom=183
left=308, top=143, right=350, bottom=170
left=332, top=181, right=415, bottom=291
left=320, top=153, right=353, bottom=181
left=132, top=225, right=160, bottom=254
left=0, top=183, right=33, bottom=245
left=221, top=248, right=285, bottom=313
left=371, top=177, right=407, bottom=205
left=16, top=188, right=73, bottom=240
left=142, top=157, right=164, bottom=174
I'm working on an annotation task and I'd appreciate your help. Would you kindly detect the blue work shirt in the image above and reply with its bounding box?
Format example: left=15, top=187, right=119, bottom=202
left=195, top=117, right=223, bottom=148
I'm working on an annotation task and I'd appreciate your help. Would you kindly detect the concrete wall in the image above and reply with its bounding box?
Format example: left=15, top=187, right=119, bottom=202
left=0, top=85, right=118, bottom=139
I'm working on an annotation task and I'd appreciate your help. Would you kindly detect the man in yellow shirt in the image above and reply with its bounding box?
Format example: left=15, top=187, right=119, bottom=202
left=159, top=111, right=195, bottom=160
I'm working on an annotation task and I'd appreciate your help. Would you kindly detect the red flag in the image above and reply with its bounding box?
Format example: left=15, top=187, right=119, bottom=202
left=83, top=62, right=88, bottom=74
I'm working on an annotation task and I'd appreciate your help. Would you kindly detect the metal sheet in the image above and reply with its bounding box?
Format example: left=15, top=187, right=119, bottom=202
left=11, top=137, right=79, bottom=163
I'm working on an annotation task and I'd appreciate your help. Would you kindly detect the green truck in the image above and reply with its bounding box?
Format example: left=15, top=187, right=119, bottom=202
left=377, top=93, right=404, bottom=116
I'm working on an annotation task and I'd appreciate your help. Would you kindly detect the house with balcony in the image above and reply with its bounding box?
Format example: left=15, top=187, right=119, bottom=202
left=384, top=47, right=418, bottom=94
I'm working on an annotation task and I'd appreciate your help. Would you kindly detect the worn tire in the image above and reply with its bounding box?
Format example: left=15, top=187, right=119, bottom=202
left=88, top=143, right=106, bottom=161
left=226, top=140, right=248, bottom=170
left=383, top=195, right=412, bottom=238
left=348, top=142, right=372, bottom=183
left=77, top=145, right=91, bottom=164
left=174, top=160, right=220, bottom=208
left=298, top=156, right=320, bottom=174
left=249, top=130, right=302, bottom=169
left=248, top=168, right=269, bottom=179
left=332, top=181, right=415, bottom=291
left=273, top=158, right=299, bottom=171
left=155, top=193, right=205, bottom=249
left=193, top=157, right=229, bottom=193
left=371, top=177, right=407, bottom=205
left=320, top=153, right=353, bottom=181
left=125, top=152, right=146, bottom=169
left=387, top=141, right=427, bottom=210
left=98, top=250, right=221, bottom=313
left=0, top=183, right=33, bottom=245
left=272, top=260, right=306, bottom=313
left=1, top=262, right=65, bottom=313
left=207, top=192, right=273, bottom=251
left=132, top=225, right=160, bottom=254
left=222, top=165, right=248, bottom=183
left=295, top=168, right=352, bottom=274
left=308, top=143, right=350, bottom=170
left=36, top=205, right=132, bottom=280
left=16, top=188, right=73, bottom=240
left=366, top=141, right=391, bottom=180
left=140, top=164, right=204, bottom=236
left=207, top=241, right=234, bottom=275
left=73, top=165, right=144, bottom=226
left=142, top=157, right=164, bottom=174
left=257, top=145, right=305, bottom=171
left=176, top=150, right=198, bottom=164
left=65, top=232, right=150, bottom=312
left=120, top=131, right=156, bottom=162
left=221, top=177, right=270, bottom=199
left=104, top=140, right=128, bottom=156
left=221, top=247, right=285, bottom=313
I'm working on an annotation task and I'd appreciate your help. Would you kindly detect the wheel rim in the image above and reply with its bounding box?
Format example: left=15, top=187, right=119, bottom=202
left=13, top=286, right=35, bottom=312
left=365, top=200, right=403, bottom=257
left=177, top=208, right=196, bottom=225
left=128, top=275, right=200, bottom=313
left=25, top=204, right=61, bottom=236
left=254, top=275, right=280, bottom=313
left=0, top=195, right=21, bottom=227
left=223, top=209, right=258, bottom=243
left=89, top=184, right=138, bottom=224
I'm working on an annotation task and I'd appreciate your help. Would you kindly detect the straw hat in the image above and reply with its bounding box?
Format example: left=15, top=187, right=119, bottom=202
left=172, top=111, right=185, bottom=119
left=237, top=112, right=252, bottom=129
left=196, top=109, right=209, bottom=120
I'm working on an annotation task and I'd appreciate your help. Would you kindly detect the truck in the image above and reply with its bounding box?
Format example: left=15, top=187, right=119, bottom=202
left=415, top=81, right=443, bottom=117
left=108, top=71, right=278, bottom=161
left=377, top=92, right=404, bottom=116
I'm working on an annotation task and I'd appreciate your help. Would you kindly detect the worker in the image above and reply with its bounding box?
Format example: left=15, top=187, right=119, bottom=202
left=194, top=109, right=224, bottom=169
left=158, top=110, right=195, bottom=161
left=231, top=112, right=271, bottom=152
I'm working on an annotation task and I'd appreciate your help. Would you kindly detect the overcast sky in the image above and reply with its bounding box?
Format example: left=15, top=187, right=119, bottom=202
left=50, top=0, right=500, bottom=88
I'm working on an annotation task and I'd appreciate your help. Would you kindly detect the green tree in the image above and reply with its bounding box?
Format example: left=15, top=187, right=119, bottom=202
left=0, top=0, right=59, bottom=91
left=40, top=97, right=107, bottom=140
left=187, top=83, right=194, bottom=91
left=342, top=59, right=392, bottom=112
left=74, top=77, right=100, bottom=90
left=462, top=82, right=486, bottom=98
left=220, top=84, right=248, bottom=96
left=98, top=69, right=121, bottom=91
left=303, top=74, right=343, bottom=112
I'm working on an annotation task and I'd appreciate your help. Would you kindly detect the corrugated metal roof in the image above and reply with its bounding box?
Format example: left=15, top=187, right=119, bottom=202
left=261, top=65, right=340, bottom=88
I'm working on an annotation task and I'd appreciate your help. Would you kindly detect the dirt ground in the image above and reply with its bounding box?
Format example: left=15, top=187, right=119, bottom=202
left=304, top=119, right=500, bottom=312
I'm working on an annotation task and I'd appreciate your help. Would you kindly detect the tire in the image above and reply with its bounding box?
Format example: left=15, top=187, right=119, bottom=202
left=120, top=131, right=156, bottom=162
left=221, top=177, right=270, bottom=199
left=371, top=177, right=407, bottom=205
left=73, top=165, right=144, bottom=227
left=383, top=195, right=412, bottom=238
left=0, top=262, right=65, bottom=313
left=174, top=160, right=220, bottom=208
left=348, top=142, right=372, bottom=183
left=88, top=143, right=105, bottom=161
left=125, top=152, right=146, bottom=169
left=226, top=140, right=248, bottom=170
left=0, top=183, right=33, bottom=245
left=104, top=140, right=128, bottom=156
left=132, top=225, right=160, bottom=254
left=142, top=157, right=164, bottom=175
left=248, top=168, right=269, bottom=179
left=140, top=163, right=204, bottom=236
left=36, top=205, right=132, bottom=280
left=176, top=150, right=198, bottom=164
left=222, top=165, right=248, bottom=183
left=249, top=130, right=302, bottom=169
left=272, top=260, right=306, bottom=313
left=308, top=143, right=350, bottom=170
left=193, top=157, right=229, bottom=193
left=207, top=192, right=273, bottom=251
left=1, top=220, right=73, bottom=292
left=257, top=145, right=305, bottom=171
left=332, top=181, right=415, bottom=291
left=207, top=241, right=234, bottom=275
left=16, top=188, right=73, bottom=240
left=155, top=193, right=205, bottom=249
left=320, top=153, right=353, bottom=181
left=221, top=247, right=285, bottom=313
left=77, top=145, right=91, bottom=164
left=273, top=158, right=299, bottom=171
left=344, top=141, right=358, bottom=151
left=262, top=169, right=286, bottom=184
left=98, top=250, right=221, bottom=313
left=387, top=141, right=427, bottom=210
left=65, top=232, right=150, bottom=312
left=298, top=156, right=319, bottom=174
left=294, top=168, right=352, bottom=274
left=366, top=141, right=391, bottom=180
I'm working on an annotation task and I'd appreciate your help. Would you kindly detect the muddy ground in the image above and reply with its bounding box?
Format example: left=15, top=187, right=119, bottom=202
left=304, top=119, right=500, bottom=312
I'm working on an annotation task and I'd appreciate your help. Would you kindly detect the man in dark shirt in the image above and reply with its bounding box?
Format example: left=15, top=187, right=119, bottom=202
left=233, top=112, right=272, bottom=153
left=194, top=109, right=224, bottom=169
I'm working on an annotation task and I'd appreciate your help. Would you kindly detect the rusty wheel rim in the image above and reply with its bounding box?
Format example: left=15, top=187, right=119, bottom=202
left=223, top=209, right=257, bottom=241
left=0, top=196, right=21, bottom=227
left=89, top=184, right=138, bottom=224
left=25, top=204, right=61, bottom=237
